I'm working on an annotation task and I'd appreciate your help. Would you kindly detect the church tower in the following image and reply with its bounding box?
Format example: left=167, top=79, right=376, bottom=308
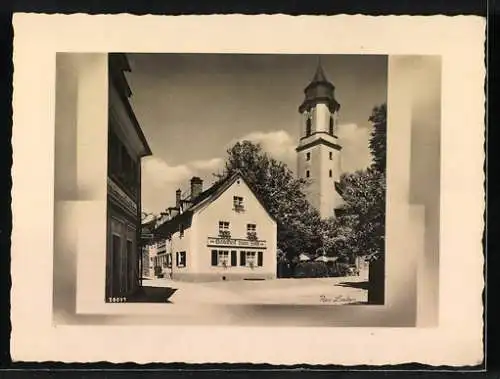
left=296, top=59, right=344, bottom=219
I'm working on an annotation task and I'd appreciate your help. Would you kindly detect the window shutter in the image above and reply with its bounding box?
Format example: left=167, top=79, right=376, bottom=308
left=240, top=251, right=246, bottom=266
left=176, top=252, right=179, bottom=266
left=231, top=251, right=237, bottom=266
left=258, top=251, right=263, bottom=266
left=211, top=250, right=218, bottom=266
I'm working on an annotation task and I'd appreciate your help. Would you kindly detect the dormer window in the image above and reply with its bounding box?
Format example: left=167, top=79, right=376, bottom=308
left=233, top=196, right=244, bottom=212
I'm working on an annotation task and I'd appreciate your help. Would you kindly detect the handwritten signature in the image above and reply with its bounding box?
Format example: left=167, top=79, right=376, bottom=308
left=319, top=294, right=357, bottom=304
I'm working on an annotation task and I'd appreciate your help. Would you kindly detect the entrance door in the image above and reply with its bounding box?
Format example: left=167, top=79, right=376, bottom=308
left=112, top=234, right=122, bottom=296
left=126, top=239, right=133, bottom=293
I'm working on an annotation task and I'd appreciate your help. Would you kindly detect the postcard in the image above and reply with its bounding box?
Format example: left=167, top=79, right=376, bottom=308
left=10, top=14, right=485, bottom=366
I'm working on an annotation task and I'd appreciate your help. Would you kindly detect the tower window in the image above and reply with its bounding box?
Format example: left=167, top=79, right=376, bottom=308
left=329, top=116, right=334, bottom=135
left=306, top=170, right=310, bottom=178
left=306, top=118, right=312, bottom=137
left=306, top=152, right=310, bottom=161
left=329, top=170, right=333, bottom=178
left=329, top=151, right=333, bottom=160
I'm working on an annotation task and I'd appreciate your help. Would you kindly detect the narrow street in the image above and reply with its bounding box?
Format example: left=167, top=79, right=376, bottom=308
left=139, top=269, right=368, bottom=305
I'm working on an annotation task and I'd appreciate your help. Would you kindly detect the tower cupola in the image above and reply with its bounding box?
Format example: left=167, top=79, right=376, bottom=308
left=299, top=58, right=341, bottom=114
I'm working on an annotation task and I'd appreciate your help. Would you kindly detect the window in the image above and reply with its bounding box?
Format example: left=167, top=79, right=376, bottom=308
left=108, top=129, right=121, bottom=176
left=306, top=170, right=310, bottom=178
left=212, top=250, right=236, bottom=267
left=219, top=221, right=230, bottom=238
left=329, top=169, right=333, bottom=178
left=107, top=127, right=138, bottom=200
left=245, top=251, right=257, bottom=267
left=233, top=196, right=244, bottom=212
left=306, top=117, right=312, bottom=136
left=306, top=152, right=311, bottom=161
left=329, top=151, right=333, bottom=160
left=239, top=250, right=262, bottom=268
left=177, top=251, right=186, bottom=267
left=329, top=116, right=334, bottom=135
left=247, top=224, right=257, bottom=240
left=218, top=250, right=230, bottom=267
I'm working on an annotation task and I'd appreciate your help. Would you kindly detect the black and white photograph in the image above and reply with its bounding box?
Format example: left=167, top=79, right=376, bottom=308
left=104, top=53, right=387, bottom=306
left=11, top=14, right=484, bottom=365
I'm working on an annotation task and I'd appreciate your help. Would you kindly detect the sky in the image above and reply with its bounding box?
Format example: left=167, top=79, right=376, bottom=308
left=124, top=53, right=388, bottom=214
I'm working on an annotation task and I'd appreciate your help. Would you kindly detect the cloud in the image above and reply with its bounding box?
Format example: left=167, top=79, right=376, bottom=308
left=190, top=157, right=224, bottom=170
left=141, top=156, right=224, bottom=213
left=141, top=156, right=192, bottom=186
left=141, top=126, right=374, bottom=213
left=231, top=130, right=297, bottom=168
left=337, top=123, right=373, bottom=173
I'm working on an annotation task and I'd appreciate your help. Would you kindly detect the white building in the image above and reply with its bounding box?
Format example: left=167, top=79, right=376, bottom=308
left=151, top=171, right=277, bottom=282
left=296, top=60, right=345, bottom=219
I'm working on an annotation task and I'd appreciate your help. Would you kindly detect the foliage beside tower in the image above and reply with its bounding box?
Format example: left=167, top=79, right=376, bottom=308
left=214, top=141, right=324, bottom=260
left=322, top=104, right=387, bottom=260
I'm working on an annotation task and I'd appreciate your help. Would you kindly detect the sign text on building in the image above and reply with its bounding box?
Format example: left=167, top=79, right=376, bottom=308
left=207, top=237, right=267, bottom=249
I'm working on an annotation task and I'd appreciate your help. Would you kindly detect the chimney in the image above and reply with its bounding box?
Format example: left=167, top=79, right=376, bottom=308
left=190, top=177, right=203, bottom=199
left=175, top=189, right=181, bottom=208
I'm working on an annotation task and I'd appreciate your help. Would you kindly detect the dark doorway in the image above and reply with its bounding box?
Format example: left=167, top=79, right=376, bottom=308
left=112, top=234, right=122, bottom=295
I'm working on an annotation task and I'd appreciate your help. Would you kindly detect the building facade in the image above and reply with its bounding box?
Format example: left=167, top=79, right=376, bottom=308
left=152, top=172, right=277, bottom=282
left=105, top=53, right=152, bottom=299
left=296, top=60, right=345, bottom=219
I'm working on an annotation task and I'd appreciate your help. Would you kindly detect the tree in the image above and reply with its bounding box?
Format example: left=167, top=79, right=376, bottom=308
left=323, top=103, right=386, bottom=303
left=215, top=141, right=323, bottom=261
left=368, top=104, right=387, bottom=173
left=328, top=168, right=386, bottom=260
left=325, top=103, right=387, bottom=262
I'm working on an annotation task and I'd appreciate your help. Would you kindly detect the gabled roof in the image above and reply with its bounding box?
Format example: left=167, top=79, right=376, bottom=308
left=154, top=170, right=276, bottom=238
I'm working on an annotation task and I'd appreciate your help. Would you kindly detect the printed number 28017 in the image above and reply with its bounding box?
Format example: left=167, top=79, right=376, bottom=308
left=108, top=297, right=127, bottom=303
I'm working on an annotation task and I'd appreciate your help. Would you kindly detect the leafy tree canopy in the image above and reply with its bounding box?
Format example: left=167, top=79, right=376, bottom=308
left=325, top=103, right=387, bottom=260
left=215, top=140, right=323, bottom=258
left=368, top=103, right=387, bottom=174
